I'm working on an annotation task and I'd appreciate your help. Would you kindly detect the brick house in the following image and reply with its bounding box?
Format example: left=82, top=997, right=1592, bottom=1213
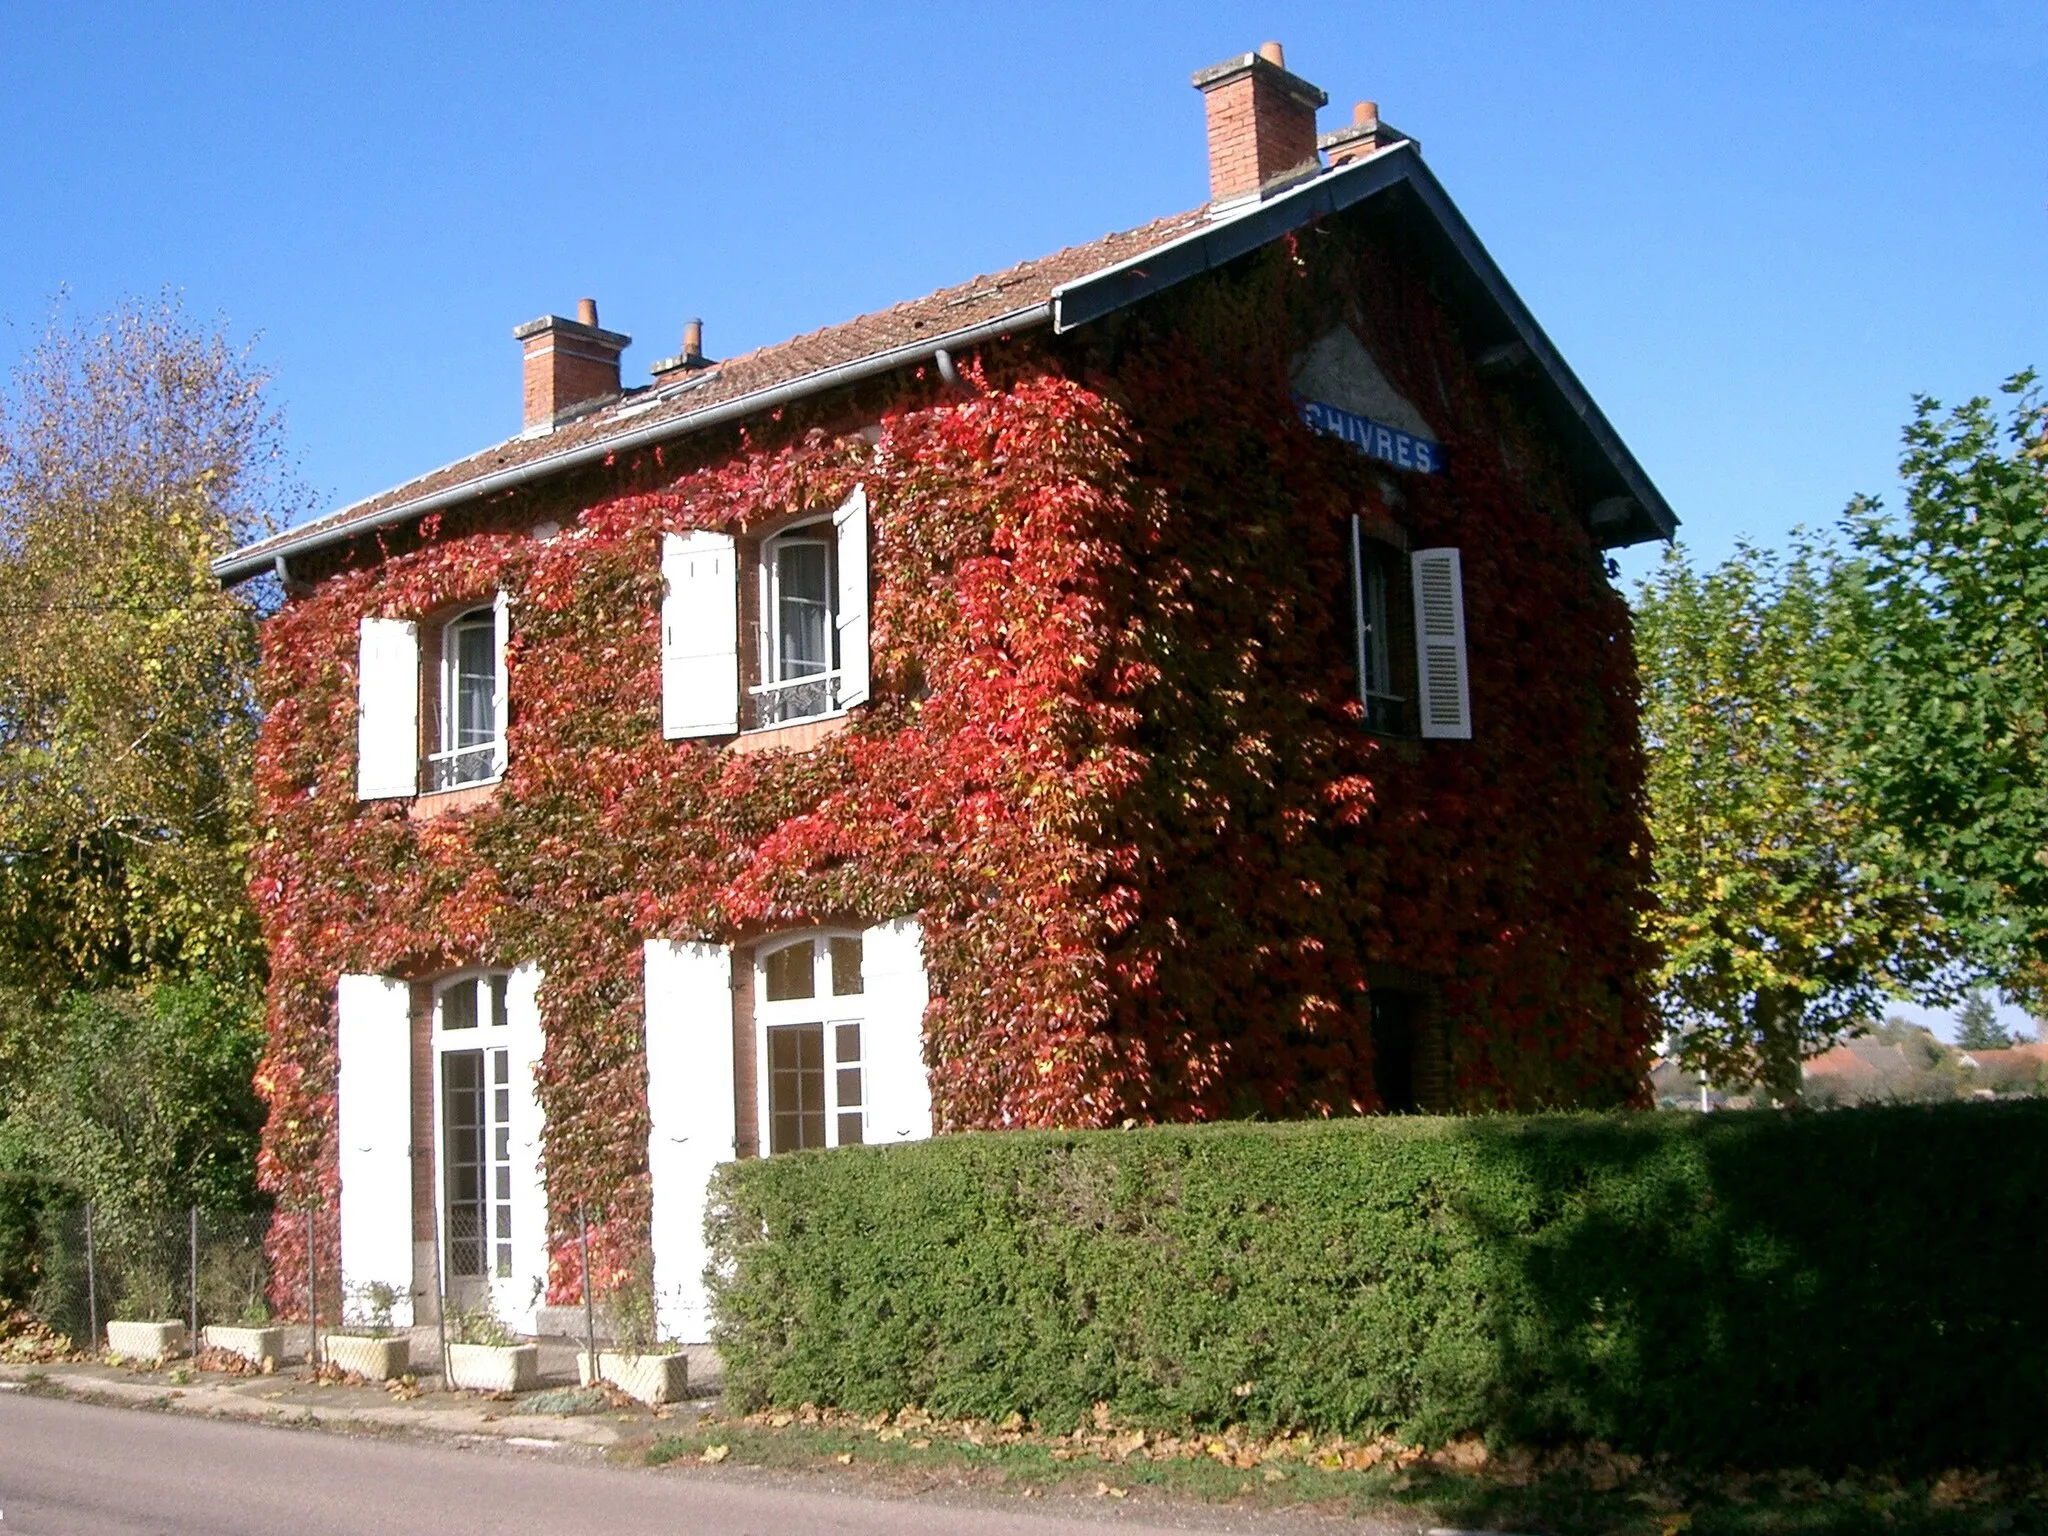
left=219, top=44, right=1674, bottom=1342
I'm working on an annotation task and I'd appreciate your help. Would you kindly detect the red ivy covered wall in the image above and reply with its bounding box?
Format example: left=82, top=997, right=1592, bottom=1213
left=251, top=216, right=1655, bottom=1301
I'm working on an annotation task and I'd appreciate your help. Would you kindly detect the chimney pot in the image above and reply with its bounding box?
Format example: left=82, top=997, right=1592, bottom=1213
left=1190, top=43, right=1328, bottom=206
left=1320, top=98, right=1408, bottom=167
left=511, top=302, right=631, bottom=434
left=650, top=316, right=716, bottom=381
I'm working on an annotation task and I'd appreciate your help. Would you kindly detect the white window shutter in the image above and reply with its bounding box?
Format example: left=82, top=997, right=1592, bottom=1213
left=1411, top=547, right=1472, bottom=740
left=661, top=532, right=739, bottom=739
left=356, top=617, right=419, bottom=799
left=644, top=939, right=735, bottom=1344
left=860, top=917, right=932, bottom=1144
left=337, top=974, right=416, bottom=1328
left=834, top=487, right=871, bottom=709
left=492, top=964, right=549, bottom=1335
left=491, top=589, right=511, bottom=778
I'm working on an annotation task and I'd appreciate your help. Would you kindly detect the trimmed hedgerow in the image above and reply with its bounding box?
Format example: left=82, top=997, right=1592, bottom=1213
left=708, top=1102, right=2048, bottom=1471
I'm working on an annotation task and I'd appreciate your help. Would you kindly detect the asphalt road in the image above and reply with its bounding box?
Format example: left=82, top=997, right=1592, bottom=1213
left=0, top=1391, right=1343, bottom=1536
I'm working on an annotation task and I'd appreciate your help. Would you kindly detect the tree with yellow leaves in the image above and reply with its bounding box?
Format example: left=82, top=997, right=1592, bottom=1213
left=1633, top=540, right=1953, bottom=1102
left=0, top=293, right=303, bottom=997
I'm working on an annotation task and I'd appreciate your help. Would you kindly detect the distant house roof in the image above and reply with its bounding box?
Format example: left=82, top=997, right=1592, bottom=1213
left=1957, top=1040, right=2048, bottom=1072
left=1802, top=1038, right=1917, bottom=1084
left=216, top=143, right=1675, bottom=584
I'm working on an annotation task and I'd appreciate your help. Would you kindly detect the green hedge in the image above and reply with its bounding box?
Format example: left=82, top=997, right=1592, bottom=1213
left=707, top=1104, right=2048, bottom=1470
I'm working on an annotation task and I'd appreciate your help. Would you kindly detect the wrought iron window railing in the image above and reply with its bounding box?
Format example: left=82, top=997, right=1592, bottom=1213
left=428, top=741, right=501, bottom=792
left=749, top=670, right=840, bottom=729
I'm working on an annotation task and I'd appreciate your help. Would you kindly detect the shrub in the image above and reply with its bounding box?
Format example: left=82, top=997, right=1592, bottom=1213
left=0, top=976, right=264, bottom=1217
left=708, top=1103, right=2048, bottom=1470
left=0, top=1172, right=69, bottom=1314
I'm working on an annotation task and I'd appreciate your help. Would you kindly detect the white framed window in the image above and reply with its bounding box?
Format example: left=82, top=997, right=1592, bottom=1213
left=745, top=487, right=870, bottom=730
left=431, top=971, right=515, bottom=1286
left=753, top=931, right=867, bottom=1152
left=1349, top=516, right=1411, bottom=736
left=431, top=595, right=508, bottom=791
left=755, top=524, right=839, bottom=727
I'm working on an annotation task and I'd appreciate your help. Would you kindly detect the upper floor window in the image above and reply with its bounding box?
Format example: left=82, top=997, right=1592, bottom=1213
left=1345, top=519, right=1470, bottom=741
left=355, top=592, right=509, bottom=802
left=754, top=932, right=866, bottom=1153
left=661, top=486, right=870, bottom=741
left=435, top=606, right=506, bottom=790
left=757, top=524, right=838, bottom=726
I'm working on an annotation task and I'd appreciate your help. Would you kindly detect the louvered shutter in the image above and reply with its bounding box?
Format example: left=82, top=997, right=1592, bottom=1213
left=860, top=918, right=932, bottom=1144
left=644, top=939, right=735, bottom=1343
left=1410, top=547, right=1472, bottom=740
left=337, top=974, right=415, bottom=1327
left=661, top=532, right=739, bottom=739
left=496, top=964, right=549, bottom=1336
left=491, top=589, right=511, bottom=778
left=834, top=487, right=871, bottom=709
left=356, top=617, right=419, bottom=799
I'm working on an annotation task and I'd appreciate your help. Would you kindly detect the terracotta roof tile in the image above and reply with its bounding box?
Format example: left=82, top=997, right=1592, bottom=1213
left=230, top=207, right=1209, bottom=568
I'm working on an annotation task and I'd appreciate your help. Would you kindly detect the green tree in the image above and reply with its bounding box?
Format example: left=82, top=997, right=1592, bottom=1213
left=1634, top=541, right=1952, bottom=1102
left=0, top=293, right=300, bottom=995
left=0, top=977, right=265, bottom=1215
left=1953, top=992, right=2012, bottom=1052
left=1846, top=372, right=2048, bottom=1006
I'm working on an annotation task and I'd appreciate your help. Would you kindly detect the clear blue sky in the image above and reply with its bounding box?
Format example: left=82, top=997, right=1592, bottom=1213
left=4, top=2, right=2042, bottom=1033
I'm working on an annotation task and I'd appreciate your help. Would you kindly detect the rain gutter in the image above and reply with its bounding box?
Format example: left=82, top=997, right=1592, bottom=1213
left=213, top=303, right=1054, bottom=583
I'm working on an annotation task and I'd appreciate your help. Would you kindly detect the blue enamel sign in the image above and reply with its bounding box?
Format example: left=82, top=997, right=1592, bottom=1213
left=1296, top=396, right=1447, bottom=476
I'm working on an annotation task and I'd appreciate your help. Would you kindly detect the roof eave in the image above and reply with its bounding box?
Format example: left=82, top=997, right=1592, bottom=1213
left=213, top=301, right=1057, bottom=583
left=218, top=147, right=1674, bottom=582
left=1051, top=144, right=1677, bottom=549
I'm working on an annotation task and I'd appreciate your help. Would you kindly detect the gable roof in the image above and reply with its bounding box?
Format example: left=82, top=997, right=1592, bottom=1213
left=215, top=143, right=1674, bottom=583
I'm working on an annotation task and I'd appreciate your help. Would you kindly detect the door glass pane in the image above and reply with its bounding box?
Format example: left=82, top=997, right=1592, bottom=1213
left=763, top=942, right=814, bottom=1001
left=442, top=1051, right=485, bottom=1278
left=768, top=1023, right=826, bottom=1153
left=833, top=1022, right=862, bottom=1145
left=489, top=974, right=508, bottom=1029
left=441, top=980, right=478, bottom=1031
left=490, top=1048, right=513, bottom=1279
left=829, top=937, right=863, bottom=996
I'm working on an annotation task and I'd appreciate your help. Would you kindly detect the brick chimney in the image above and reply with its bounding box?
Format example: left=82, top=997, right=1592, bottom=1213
left=1191, top=41, right=1328, bottom=207
left=1320, top=100, right=1411, bottom=167
left=513, top=297, right=631, bottom=433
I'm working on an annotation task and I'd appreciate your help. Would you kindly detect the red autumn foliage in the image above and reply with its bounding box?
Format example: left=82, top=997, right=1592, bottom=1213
left=251, top=231, right=1654, bottom=1300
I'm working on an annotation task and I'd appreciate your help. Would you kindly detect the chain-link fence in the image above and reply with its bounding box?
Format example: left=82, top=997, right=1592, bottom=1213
left=5, top=1180, right=647, bottom=1388
left=3, top=1182, right=280, bottom=1358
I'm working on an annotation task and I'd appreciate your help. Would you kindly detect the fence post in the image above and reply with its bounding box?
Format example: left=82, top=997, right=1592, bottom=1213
left=84, top=1200, right=97, bottom=1353
left=578, top=1203, right=597, bottom=1383
left=305, top=1207, right=319, bottom=1368
left=188, top=1205, right=199, bottom=1348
